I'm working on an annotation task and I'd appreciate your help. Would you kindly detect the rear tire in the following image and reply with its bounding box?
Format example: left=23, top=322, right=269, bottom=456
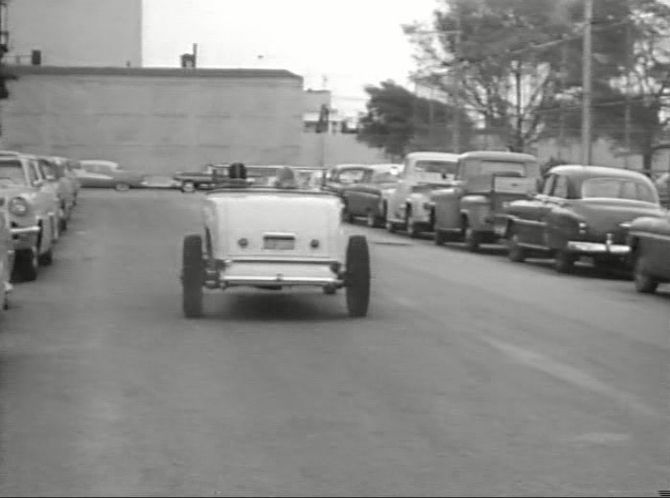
left=345, top=235, right=370, bottom=317
left=464, top=223, right=481, bottom=252
left=554, top=249, right=575, bottom=274
left=406, top=210, right=421, bottom=239
left=633, top=256, right=658, bottom=293
left=507, top=231, right=526, bottom=263
left=182, top=234, right=204, bottom=318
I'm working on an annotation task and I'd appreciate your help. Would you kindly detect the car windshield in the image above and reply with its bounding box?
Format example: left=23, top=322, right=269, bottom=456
left=335, top=169, right=366, bottom=184
left=462, top=160, right=529, bottom=178
left=0, top=160, right=26, bottom=185
left=581, top=177, right=657, bottom=203
left=415, top=160, right=458, bottom=178
left=371, top=170, right=397, bottom=183
left=210, top=166, right=318, bottom=191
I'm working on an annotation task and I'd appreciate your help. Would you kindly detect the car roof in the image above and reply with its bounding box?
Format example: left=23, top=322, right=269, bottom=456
left=80, top=159, right=120, bottom=167
left=458, top=150, right=538, bottom=162
left=407, top=151, right=459, bottom=162
left=548, top=165, right=654, bottom=181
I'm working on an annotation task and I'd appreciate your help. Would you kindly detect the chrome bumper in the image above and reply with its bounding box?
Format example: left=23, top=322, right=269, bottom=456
left=221, top=275, right=342, bottom=286
left=566, top=240, right=630, bottom=255
left=218, top=260, right=343, bottom=287
left=11, top=226, right=40, bottom=236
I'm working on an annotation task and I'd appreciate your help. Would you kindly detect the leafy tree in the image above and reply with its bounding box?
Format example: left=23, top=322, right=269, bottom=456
left=404, top=0, right=670, bottom=169
left=356, top=80, right=473, bottom=159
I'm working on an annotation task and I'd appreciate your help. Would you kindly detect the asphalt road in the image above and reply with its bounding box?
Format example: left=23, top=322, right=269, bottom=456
left=0, top=189, right=668, bottom=496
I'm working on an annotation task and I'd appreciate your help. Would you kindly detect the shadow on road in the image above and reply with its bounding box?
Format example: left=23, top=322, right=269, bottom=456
left=203, top=291, right=350, bottom=322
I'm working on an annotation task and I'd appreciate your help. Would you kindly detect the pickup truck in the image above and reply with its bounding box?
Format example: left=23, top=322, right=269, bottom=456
left=385, top=151, right=459, bottom=237
left=173, top=163, right=230, bottom=192
left=432, top=150, right=541, bottom=251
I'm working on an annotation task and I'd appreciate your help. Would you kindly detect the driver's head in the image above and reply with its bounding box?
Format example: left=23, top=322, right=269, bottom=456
left=229, top=162, right=247, bottom=179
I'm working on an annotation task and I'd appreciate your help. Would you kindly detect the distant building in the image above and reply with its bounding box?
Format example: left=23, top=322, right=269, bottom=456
left=3, top=66, right=303, bottom=173
left=302, top=89, right=359, bottom=134
left=5, top=0, right=142, bottom=67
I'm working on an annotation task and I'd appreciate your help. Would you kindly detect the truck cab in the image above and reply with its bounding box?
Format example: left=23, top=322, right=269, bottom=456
left=432, top=151, right=541, bottom=251
left=385, top=151, right=459, bottom=237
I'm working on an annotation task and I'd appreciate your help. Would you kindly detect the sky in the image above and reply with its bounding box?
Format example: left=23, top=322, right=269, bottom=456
left=142, top=0, right=439, bottom=116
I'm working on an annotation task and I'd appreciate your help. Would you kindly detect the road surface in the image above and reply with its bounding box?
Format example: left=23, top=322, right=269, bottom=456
left=0, top=189, right=668, bottom=496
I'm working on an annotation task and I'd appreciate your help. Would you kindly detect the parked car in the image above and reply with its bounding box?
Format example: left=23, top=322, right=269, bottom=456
left=0, top=199, right=16, bottom=310
left=77, top=160, right=146, bottom=190
left=322, top=164, right=369, bottom=197
left=36, top=156, right=74, bottom=231
left=181, top=167, right=370, bottom=318
left=385, top=152, right=459, bottom=237
left=341, top=164, right=400, bottom=227
left=0, top=155, right=59, bottom=281
left=174, top=163, right=230, bottom=192
left=655, top=172, right=669, bottom=207
left=628, top=211, right=670, bottom=293
left=432, top=151, right=541, bottom=249
left=501, top=165, right=665, bottom=273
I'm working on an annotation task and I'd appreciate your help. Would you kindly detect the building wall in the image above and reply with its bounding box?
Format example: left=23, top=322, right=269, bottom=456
left=6, top=0, right=142, bottom=67
left=2, top=67, right=303, bottom=174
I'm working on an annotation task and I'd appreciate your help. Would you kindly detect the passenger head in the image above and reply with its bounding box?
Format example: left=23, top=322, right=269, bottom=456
left=229, top=162, right=247, bottom=179
left=274, top=166, right=298, bottom=188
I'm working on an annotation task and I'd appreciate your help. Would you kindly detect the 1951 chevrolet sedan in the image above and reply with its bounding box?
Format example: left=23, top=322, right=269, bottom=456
left=628, top=211, right=670, bottom=294
left=501, top=165, right=665, bottom=273
left=181, top=167, right=371, bottom=318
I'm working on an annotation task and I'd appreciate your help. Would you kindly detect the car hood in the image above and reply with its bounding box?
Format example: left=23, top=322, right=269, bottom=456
left=571, top=199, right=664, bottom=231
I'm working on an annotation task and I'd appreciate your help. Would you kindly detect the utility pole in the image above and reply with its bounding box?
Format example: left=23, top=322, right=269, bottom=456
left=581, top=0, right=593, bottom=165
left=559, top=42, right=568, bottom=157
left=624, top=22, right=632, bottom=168
left=451, top=3, right=462, bottom=153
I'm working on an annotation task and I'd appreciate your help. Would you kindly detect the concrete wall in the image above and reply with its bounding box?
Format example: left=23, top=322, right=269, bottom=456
left=7, top=0, right=142, bottom=67
left=298, top=133, right=387, bottom=168
left=2, top=67, right=303, bottom=174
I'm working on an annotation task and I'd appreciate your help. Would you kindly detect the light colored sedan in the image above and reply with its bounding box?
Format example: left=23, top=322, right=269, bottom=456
left=0, top=155, right=59, bottom=281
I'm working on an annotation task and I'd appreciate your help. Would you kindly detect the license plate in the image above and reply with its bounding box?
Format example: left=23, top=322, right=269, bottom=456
left=263, top=236, right=295, bottom=250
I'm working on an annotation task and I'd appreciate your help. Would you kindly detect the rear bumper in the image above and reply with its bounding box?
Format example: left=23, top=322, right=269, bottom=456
left=218, top=259, right=343, bottom=287
left=565, top=240, right=629, bottom=255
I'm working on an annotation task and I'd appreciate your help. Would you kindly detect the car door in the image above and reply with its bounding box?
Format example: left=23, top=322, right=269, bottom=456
left=540, top=173, right=573, bottom=248
left=512, top=174, right=557, bottom=247
left=27, top=159, right=57, bottom=243
left=343, top=170, right=373, bottom=216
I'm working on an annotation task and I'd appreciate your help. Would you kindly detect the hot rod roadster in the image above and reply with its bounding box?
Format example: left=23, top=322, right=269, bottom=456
left=180, top=167, right=371, bottom=318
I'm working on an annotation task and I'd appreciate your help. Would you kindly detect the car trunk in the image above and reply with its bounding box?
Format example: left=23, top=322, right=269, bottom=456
left=571, top=198, right=663, bottom=243
left=209, top=192, right=343, bottom=261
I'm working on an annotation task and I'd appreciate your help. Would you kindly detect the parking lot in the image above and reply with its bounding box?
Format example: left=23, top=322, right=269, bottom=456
left=0, top=188, right=668, bottom=496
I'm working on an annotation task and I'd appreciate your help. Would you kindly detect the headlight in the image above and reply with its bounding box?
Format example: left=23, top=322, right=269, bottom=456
left=9, top=197, right=29, bottom=216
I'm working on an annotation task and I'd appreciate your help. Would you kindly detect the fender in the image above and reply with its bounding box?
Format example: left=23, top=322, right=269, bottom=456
left=460, top=194, right=492, bottom=231
left=432, top=188, right=462, bottom=231
left=545, top=209, right=584, bottom=249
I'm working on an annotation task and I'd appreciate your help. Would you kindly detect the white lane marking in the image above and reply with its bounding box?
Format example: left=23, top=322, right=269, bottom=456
left=483, top=336, right=661, bottom=419
left=569, top=432, right=630, bottom=445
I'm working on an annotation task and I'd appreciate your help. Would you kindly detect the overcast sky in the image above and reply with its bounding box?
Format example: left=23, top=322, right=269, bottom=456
left=142, top=0, right=438, bottom=115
